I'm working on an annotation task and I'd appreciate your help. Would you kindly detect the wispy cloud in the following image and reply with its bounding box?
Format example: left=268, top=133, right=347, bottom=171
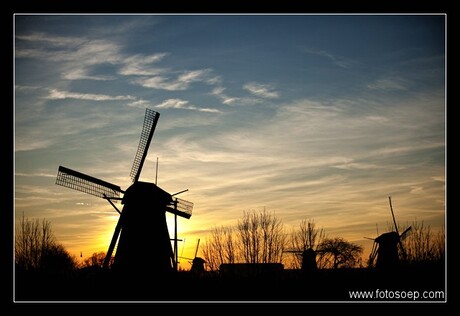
left=210, top=86, right=263, bottom=106
left=243, top=82, right=279, bottom=99
left=367, top=78, right=408, bottom=91
left=16, top=32, right=86, bottom=47
left=154, top=98, right=220, bottom=113
left=118, top=53, right=169, bottom=76
left=45, top=89, right=136, bottom=101
left=16, top=31, right=221, bottom=95
left=304, top=48, right=355, bottom=68
left=16, top=33, right=123, bottom=83
left=15, top=172, right=57, bottom=178
left=16, top=36, right=121, bottom=65
left=127, top=99, right=153, bottom=109
left=132, top=69, right=215, bottom=91
left=62, top=69, right=116, bottom=81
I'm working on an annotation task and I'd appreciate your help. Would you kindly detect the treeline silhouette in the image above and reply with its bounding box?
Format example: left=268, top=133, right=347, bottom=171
left=14, top=211, right=445, bottom=301
left=15, top=214, right=77, bottom=273
left=202, top=211, right=364, bottom=270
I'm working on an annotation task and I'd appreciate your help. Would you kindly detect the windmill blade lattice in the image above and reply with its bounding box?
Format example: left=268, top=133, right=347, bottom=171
left=56, top=165, right=123, bottom=200
left=166, top=198, right=194, bottom=219
left=130, top=108, right=160, bottom=183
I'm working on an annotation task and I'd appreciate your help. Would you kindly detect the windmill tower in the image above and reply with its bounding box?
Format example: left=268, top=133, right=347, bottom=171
left=55, top=108, right=193, bottom=276
left=368, top=197, right=411, bottom=270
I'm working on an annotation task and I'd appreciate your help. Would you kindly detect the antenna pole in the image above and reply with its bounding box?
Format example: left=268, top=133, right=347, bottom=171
left=174, top=213, right=178, bottom=271
left=155, top=157, right=159, bottom=185
left=174, top=199, right=178, bottom=271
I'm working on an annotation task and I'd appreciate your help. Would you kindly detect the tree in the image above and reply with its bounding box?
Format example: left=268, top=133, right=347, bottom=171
left=288, top=219, right=326, bottom=269
left=203, top=209, right=286, bottom=269
left=202, top=226, right=236, bottom=271
left=236, top=209, right=286, bottom=264
left=318, top=237, right=363, bottom=269
left=401, top=220, right=445, bottom=264
left=15, top=214, right=77, bottom=272
left=81, top=251, right=113, bottom=268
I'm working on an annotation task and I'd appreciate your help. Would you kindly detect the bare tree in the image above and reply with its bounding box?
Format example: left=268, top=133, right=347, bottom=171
left=260, top=210, right=285, bottom=263
left=203, top=209, right=286, bottom=269
left=288, top=219, right=327, bottom=269
left=401, top=221, right=445, bottom=264
left=15, top=214, right=77, bottom=272
left=202, top=225, right=236, bottom=271
left=318, top=237, right=363, bottom=269
left=81, top=252, right=112, bottom=268
left=237, top=209, right=286, bottom=264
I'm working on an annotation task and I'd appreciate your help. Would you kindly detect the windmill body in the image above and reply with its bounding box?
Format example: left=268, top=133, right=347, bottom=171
left=55, top=109, right=193, bottom=277
left=301, top=248, right=318, bottom=272
left=112, top=182, right=174, bottom=273
left=374, top=231, right=400, bottom=270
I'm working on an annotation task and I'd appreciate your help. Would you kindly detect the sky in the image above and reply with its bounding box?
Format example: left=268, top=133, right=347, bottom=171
left=14, top=14, right=446, bottom=266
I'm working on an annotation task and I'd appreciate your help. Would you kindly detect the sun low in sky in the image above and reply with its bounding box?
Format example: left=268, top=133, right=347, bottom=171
left=14, top=14, right=445, bottom=262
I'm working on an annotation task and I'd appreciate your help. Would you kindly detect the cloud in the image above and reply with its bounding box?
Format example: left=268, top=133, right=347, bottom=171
left=154, top=98, right=220, bottom=113
left=16, top=32, right=86, bottom=47
left=16, top=36, right=121, bottom=65
left=45, top=89, right=136, bottom=101
left=243, top=82, right=279, bottom=99
left=62, top=69, right=116, bottom=81
left=15, top=172, right=57, bottom=178
left=133, top=76, right=187, bottom=90
left=132, top=69, right=215, bottom=91
left=367, top=78, right=408, bottom=91
left=127, top=99, right=153, bottom=109
left=16, top=33, right=123, bottom=83
left=178, top=69, right=212, bottom=83
left=118, top=53, right=169, bottom=76
left=304, top=48, right=355, bottom=69
left=210, top=86, right=263, bottom=106
left=16, top=30, right=220, bottom=95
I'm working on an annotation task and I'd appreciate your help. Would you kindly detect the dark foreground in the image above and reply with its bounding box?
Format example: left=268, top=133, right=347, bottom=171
left=14, top=263, right=446, bottom=302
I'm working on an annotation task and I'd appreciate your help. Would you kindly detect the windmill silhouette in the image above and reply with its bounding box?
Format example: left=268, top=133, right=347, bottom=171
left=367, top=196, right=411, bottom=270
left=284, top=222, right=319, bottom=272
left=179, top=238, right=206, bottom=274
left=55, top=108, right=193, bottom=275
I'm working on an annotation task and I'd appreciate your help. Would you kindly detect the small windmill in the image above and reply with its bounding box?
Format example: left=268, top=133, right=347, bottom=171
left=367, top=196, right=411, bottom=270
left=55, top=108, right=193, bottom=275
left=179, top=238, right=206, bottom=274
left=284, top=222, right=318, bottom=272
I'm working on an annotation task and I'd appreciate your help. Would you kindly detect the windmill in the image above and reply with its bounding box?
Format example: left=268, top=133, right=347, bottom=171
left=179, top=238, right=206, bottom=274
left=284, top=222, right=319, bottom=272
left=367, top=196, right=411, bottom=270
left=55, top=108, right=193, bottom=275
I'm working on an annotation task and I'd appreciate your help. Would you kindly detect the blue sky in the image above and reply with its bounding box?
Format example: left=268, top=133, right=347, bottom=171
left=14, top=14, right=446, bottom=263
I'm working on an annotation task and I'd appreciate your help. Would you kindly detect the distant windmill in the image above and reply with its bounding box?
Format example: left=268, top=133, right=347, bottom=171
left=284, top=222, right=319, bottom=272
left=55, top=108, right=193, bottom=275
left=179, top=238, right=206, bottom=274
left=367, top=196, right=411, bottom=270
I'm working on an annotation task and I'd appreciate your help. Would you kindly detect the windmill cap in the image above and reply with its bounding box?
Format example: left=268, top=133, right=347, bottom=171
left=122, top=181, right=172, bottom=205
left=375, top=231, right=400, bottom=244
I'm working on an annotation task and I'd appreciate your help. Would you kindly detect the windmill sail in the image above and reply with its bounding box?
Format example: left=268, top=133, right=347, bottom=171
left=130, top=108, right=160, bottom=183
left=166, top=197, right=194, bottom=219
left=56, top=165, right=122, bottom=199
